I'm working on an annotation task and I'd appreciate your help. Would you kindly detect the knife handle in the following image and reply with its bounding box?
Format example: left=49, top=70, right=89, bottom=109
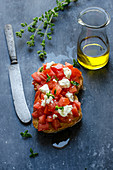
left=5, top=24, right=18, bottom=64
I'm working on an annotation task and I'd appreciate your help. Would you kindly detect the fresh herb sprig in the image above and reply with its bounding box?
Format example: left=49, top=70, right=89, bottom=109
left=29, top=148, right=38, bottom=158
left=73, top=59, right=80, bottom=68
left=20, top=130, right=32, bottom=138
left=16, top=0, right=78, bottom=59
left=71, top=80, right=79, bottom=86
left=46, top=91, right=55, bottom=99
left=55, top=105, right=64, bottom=110
left=46, top=74, right=51, bottom=82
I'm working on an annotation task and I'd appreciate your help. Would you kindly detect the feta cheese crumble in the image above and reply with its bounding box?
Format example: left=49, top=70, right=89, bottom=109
left=63, top=67, right=71, bottom=79
left=59, top=78, right=70, bottom=88
left=53, top=114, right=58, bottom=119
left=66, top=92, right=74, bottom=102
left=58, top=105, right=73, bottom=117
left=41, top=94, right=53, bottom=106
left=41, top=99, right=46, bottom=107
left=46, top=61, right=55, bottom=69
left=39, top=84, right=49, bottom=94
left=53, top=79, right=57, bottom=82
left=46, top=96, right=53, bottom=104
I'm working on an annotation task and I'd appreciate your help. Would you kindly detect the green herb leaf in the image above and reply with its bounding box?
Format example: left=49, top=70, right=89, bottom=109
left=39, top=66, right=43, bottom=72
left=54, top=89, right=56, bottom=95
left=20, top=130, right=32, bottom=138
left=55, top=105, right=64, bottom=110
left=29, top=148, right=38, bottom=158
left=46, top=74, right=51, bottom=82
left=71, top=81, right=79, bottom=86
left=54, top=76, right=58, bottom=81
left=46, top=91, right=55, bottom=99
left=73, top=59, right=80, bottom=68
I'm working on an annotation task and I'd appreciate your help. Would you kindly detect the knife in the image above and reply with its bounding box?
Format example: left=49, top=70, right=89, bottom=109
left=5, top=24, right=31, bottom=123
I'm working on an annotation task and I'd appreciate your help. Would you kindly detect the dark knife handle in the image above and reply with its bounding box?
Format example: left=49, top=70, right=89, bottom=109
left=5, top=24, right=18, bottom=64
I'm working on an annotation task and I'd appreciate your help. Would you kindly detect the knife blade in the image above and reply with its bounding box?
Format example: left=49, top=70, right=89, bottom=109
left=5, top=24, right=31, bottom=123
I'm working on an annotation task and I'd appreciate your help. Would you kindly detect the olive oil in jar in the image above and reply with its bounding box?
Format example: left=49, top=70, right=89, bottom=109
left=77, top=36, right=109, bottom=70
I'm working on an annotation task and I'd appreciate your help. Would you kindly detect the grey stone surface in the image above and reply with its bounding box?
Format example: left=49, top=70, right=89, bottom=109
left=0, top=0, right=113, bottom=169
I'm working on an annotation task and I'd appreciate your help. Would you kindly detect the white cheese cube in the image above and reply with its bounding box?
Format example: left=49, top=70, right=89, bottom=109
left=46, top=61, right=55, bottom=69
left=58, top=105, right=73, bottom=117
left=59, top=78, right=70, bottom=88
left=66, top=92, right=74, bottom=102
left=63, top=67, right=71, bottom=79
left=53, top=114, right=58, bottom=119
left=39, top=84, right=49, bottom=94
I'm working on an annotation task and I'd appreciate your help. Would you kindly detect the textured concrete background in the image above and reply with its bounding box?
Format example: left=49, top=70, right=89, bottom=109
left=0, top=0, right=113, bottom=169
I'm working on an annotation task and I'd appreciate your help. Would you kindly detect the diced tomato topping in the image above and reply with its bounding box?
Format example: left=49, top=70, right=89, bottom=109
left=51, top=63, right=64, bottom=72
left=38, top=122, right=49, bottom=131
left=47, top=81, right=57, bottom=89
left=33, top=100, right=42, bottom=109
left=65, top=62, right=73, bottom=70
left=51, top=85, right=62, bottom=96
left=71, top=68, right=82, bottom=78
left=39, top=115, right=46, bottom=124
left=72, top=105, right=79, bottom=117
left=51, top=119, right=61, bottom=130
left=43, top=64, right=47, bottom=70
left=58, top=97, right=70, bottom=107
left=43, top=69, right=55, bottom=77
left=31, top=72, right=41, bottom=83
left=67, top=114, right=74, bottom=123
left=32, top=62, right=82, bottom=131
left=32, top=111, right=39, bottom=119
left=46, top=115, right=53, bottom=122
left=48, top=102, right=56, bottom=112
left=73, top=100, right=81, bottom=110
left=69, top=86, right=77, bottom=93
left=44, top=105, right=48, bottom=114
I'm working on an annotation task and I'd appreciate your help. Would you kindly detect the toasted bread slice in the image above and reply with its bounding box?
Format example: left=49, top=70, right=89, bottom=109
left=32, top=96, right=82, bottom=133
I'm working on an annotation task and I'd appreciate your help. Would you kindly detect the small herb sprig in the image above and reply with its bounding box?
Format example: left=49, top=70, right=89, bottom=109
left=46, top=74, right=51, bottom=82
left=71, top=80, right=79, bottom=86
left=16, top=0, right=78, bottom=59
left=55, top=105, right=64, bottom=110
left=46, top=91, right=55, bottom=99
left=29, top=148, right=38, bottom=158
left=73, top=59, right=80, bottom=68
left=20, top=130, right=32, bottom=138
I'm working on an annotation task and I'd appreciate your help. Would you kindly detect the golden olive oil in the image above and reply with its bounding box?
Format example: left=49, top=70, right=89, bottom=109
left=77, top=36, right=109, bottom=70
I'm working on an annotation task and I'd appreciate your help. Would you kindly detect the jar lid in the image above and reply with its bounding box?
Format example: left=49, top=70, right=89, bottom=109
left=78, top=7, right=110, bottom=29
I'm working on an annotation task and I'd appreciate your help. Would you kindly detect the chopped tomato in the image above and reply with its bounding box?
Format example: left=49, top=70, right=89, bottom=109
left=73, top=100, right=81, bottom=110
left=56, top=70, right=65, bottom=79
left=65, top=62, right=73, bottom=70
left=51, top=119, right=61, bottom=130
left=72, top=105, right=79, bottom=117
left=46, top=115, right=53, bottom=122
left=41, top=93, right=45, bottom=99
left=71, top=68, right=82, bottom=78
left=51, top=85, right=62, bottom=96
left=48, top=102, right=57, bottom=112
left=35, top=90, right=41, bottom=100
left=51, top=63, right=64, bottom=72
left=44, top=105, right=48, bottom=114
left=43, top=63, right=47, bottom=70
left=58, top=97, right=70, bottom=107
left=69, top=86, right=77, bottom=93
left=67, top=114, right=74, bottom=123
left=47, top=81, right=57, bottom=89
left=43, top=69, right=55, bottom=77
left=33, top=100, right=42, bottom=109
left=32, top=111, right=39, bottom=118
left=38, top=122, right=49, bottom=131
left=38, top=72, right=47, bottom=81
left=31, top=72, right=41, bottom=83
left=39, top=115, right=46, bottom=124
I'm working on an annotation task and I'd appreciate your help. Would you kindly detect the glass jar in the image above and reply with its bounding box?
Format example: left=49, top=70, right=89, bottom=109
left=77, top=7, right=110, bottom=70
